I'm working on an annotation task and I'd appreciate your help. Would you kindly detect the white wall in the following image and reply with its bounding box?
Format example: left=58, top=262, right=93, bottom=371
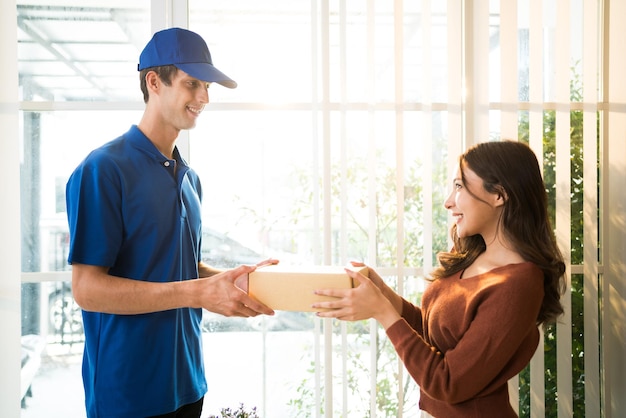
left=0, top=0, right=23, bottom=416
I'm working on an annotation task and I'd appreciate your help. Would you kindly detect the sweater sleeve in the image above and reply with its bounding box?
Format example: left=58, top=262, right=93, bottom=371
left=386, top=263, right=543, bottom=404
left=399, top=298, right=424, bottom=336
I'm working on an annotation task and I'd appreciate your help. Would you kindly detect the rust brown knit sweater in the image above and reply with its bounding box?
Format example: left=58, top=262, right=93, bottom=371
left=386, top=262, right=543, bottom=417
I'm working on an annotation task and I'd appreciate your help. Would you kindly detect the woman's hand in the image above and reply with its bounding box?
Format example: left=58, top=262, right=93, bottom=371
left=312, top=267, right=402, bottom=329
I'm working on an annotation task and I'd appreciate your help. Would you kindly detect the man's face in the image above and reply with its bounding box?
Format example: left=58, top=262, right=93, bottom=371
left=158, top=69, right=210, bottom=131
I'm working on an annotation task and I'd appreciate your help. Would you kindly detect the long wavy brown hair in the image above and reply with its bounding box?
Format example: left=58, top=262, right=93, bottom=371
left=430, top=140, right=566, bottom=328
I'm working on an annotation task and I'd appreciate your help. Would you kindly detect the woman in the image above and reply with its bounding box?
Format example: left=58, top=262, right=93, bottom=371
left=313, top=140, right=566, bottom=417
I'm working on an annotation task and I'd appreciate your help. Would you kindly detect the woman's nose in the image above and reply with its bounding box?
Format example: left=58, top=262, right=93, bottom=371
left=444, top=191, right=454, bottom=210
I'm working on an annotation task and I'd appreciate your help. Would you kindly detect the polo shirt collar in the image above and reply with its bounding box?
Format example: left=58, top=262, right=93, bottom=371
left=127, top=125, right=190, bottom=169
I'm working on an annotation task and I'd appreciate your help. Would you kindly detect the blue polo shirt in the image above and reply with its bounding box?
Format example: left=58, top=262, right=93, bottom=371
left=66, top=125, right=207, bottom=417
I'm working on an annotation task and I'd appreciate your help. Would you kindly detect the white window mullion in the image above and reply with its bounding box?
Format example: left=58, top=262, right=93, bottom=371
left=151, top=0, right=191, bottom=161
left=528, top=1, right=546, bottom=408
left=151, top=0, right=188, bottom=31
left=420, top=0, right=434, bottom=278
left=500, top=0, right=518, bottom=140
left=366, top=2, right=377, bottom=263
left=314, top=317, right=323, bottom=418
left=394, top=0, right=405, bottom=278
left=501, top=2, right=519, bottom=408
left=394, top=0, right=406, bottom=414
left=319, top=0, right=334, bottom=414
left=527, top=0, right=545, bottom=416
left=581, top=2, right=600, bottom=417
left=465, top=0, right=490, bottom=146
left=527, top=0, right=543, bottom=158
left=446, top=0, right=464, bottom=268
left=366, top=0, right=378, bottom=416
left=604, top=1, right=626, bottom=416
left=338, top=0, right=348, bottom=270
left=321, top=0, right=331, bottom=269
left=150, top=0, right=165, bottom=32
left=309, top=1, right=323, bottom=416
left=554, top=1, right=573, bottom=417
left=338, top=1, right=349, bottom=416
left=0, top=0, right=21, bottom=413
left=310, top=0, right=321, bottom=267
left=323, top=320, right=333, bottom=418
left=447, top=0, right=464, bottom=178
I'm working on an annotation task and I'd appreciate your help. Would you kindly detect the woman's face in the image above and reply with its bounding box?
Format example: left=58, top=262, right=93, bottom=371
left=444, top=163, right=504, bottom=239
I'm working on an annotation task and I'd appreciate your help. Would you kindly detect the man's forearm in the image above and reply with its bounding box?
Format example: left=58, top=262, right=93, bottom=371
left=72, top=264, right=199, bottom=314
left=198, top=261, right=223, bottom=278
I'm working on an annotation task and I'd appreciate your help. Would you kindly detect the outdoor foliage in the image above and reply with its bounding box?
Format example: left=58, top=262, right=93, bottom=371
left=516, top=68, right=593, bottom=417
left=286, top=138, right=448, bottom=416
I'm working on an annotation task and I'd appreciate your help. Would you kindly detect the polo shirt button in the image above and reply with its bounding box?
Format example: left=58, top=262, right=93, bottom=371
left=164, top=161, right=170, bottom=167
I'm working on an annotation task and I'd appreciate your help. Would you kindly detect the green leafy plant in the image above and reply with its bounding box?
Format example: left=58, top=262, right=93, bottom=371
left=208, top=403, right=259, bottom=418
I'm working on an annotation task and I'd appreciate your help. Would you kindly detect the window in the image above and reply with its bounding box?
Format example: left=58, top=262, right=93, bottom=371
left=18, top=2, right=150, bottom=416
left=16, top=0, right=612, bottom=417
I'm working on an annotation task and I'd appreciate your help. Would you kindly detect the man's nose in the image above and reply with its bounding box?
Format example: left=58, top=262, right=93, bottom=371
left=198, top=85, right=209, bottom=104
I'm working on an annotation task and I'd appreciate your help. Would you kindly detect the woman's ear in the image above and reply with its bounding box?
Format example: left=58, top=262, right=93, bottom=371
left=494, top=187, right=508, bottom=207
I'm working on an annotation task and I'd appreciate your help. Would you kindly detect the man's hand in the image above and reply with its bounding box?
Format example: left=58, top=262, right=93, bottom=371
left=197, top=258, right=279, bottom=317
left=233, top=257, right=279, bottom=292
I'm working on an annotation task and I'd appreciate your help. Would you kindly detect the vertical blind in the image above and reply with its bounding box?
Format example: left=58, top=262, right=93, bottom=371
left=306, top=0, right=603, bottom=416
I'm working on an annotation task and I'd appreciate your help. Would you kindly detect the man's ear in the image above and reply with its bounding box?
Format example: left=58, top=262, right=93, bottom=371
left=145, top=71, right=160, bottom=94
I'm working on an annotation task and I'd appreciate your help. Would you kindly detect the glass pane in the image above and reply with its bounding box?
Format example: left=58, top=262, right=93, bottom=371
left=190, top=110, right=313, bottom=266
left=21, top=280, right=85, bottom=415
left=189, top=0, right=449, bottom=105
left=20, top=111, right=142, bottom=273
left=189, top=0, right=313, bottom=103
left=17, top=2, right=150, bottom=101
left=20, top=110, right=139, bottom=415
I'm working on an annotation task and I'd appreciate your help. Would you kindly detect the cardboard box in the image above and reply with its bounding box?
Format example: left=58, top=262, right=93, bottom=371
left=248, top=265, right=368, bottom=312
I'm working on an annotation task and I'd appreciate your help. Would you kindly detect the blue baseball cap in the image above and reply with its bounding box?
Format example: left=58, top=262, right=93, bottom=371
left=138, top=27, right=237, bottom=88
